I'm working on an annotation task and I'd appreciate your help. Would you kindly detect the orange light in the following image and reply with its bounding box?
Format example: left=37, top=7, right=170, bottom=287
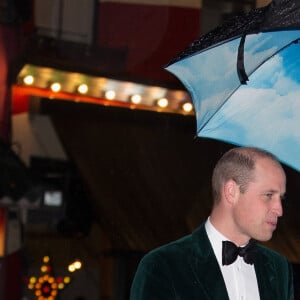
left=29, top=277, right=37, bottom=284
left=43, top=256, right=50, bottom=263
left=58, top=283, right=65, bottom=289
left=41, top=265, right=47, bottom=273
left=64, top=276, right=71, bottom=284
left=51, top=283, right=57, bottom=289
left=28, top=283, right=34, bottom=290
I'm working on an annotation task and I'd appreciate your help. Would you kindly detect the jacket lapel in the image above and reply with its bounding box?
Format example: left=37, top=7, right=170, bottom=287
left=189, top=225, right=230, bottom=300
left=254, top=248, right=277, bottom=300
left=188, top=225, right=280, bottom=300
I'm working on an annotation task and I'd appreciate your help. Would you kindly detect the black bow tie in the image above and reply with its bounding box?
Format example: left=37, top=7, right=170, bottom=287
left=222, top=240, right=256, bottom=266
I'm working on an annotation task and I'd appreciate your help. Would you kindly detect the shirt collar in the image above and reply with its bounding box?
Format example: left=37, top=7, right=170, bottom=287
left=205, top=217, right=230, bottom=266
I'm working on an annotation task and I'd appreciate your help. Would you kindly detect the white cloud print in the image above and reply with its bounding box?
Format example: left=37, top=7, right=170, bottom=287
left=167, top=29, right=300, bottom=169
left=199, top=47, right=300, bottom=171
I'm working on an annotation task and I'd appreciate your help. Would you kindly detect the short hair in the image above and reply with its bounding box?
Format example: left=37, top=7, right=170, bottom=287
left=211, top=147, right=282, bottom=203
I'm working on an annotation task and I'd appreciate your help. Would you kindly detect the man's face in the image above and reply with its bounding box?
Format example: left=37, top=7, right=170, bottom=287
left=231, top=157, right=286, bottom=243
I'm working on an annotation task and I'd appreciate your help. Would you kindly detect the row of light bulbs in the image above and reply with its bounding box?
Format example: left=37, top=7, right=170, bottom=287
left=22, top=74, right=194, bottom=113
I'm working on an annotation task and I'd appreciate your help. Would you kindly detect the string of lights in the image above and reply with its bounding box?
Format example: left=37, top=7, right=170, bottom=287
left=16, top=64, right=194, bottom=114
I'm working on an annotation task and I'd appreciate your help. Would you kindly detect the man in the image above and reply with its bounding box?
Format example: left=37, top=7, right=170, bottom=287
left=130, top=147, right=294, bottom=299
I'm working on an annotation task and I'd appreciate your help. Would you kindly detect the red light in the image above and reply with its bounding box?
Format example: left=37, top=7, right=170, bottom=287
left=41, top=282, right=52, bottom=297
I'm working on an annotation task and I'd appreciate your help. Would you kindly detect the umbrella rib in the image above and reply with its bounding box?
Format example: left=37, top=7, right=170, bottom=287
left=238, top=35, right=300, bottom=85
left=197, top=36, right=300, bottom=136
left=237, top=35, right=249, bottom=85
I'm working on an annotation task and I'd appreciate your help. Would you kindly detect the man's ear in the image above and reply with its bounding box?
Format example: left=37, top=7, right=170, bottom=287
left=223, top=179, right=239, bottom=205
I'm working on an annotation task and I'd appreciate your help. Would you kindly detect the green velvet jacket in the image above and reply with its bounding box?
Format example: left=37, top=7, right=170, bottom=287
left=130, top=224, right=294, bottom=300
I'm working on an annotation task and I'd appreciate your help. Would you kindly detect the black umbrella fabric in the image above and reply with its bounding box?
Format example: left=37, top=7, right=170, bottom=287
left=167, top=0, right=300, bottom=67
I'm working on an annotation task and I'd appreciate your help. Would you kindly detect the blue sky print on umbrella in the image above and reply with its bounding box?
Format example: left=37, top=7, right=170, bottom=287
left=166, top=30, right=300, bottom=171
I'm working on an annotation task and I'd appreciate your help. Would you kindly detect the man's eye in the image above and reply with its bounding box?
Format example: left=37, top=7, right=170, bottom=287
left=264, top=193, right=273, bottom=199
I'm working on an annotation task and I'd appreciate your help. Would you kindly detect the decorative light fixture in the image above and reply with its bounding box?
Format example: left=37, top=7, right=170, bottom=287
left=181, top=102, right=193, bottom=113
left=104, top=90, right=116, bottom=100
left=23, top=75, right=34, bottom=85
left=15, top=64, right=194, bottom=115
left=77, top=83, right=88, bottom=94
left=26, top=256, right=71, bottom=300
left=157, top=97, right=169, bottom=108
left=129, top=94, right=142, bottom=104
left=50, top=82, right=62, bottom=93
left=68, top=258, right=82, bottom=273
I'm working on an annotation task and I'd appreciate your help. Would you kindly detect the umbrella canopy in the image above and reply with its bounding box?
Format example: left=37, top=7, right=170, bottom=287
left=165, top=0, right=300, bottom=171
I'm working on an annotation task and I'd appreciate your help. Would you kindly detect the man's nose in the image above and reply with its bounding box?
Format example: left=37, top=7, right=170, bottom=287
left=273, top=197, right=283, bottom=217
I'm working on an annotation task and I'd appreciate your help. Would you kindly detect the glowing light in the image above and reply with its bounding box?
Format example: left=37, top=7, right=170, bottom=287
left=77, top=84, right=88, bottom=94
left=27, top=256, right=71, bottom=300
left=73, top=259, right=82, bottom=270
left=23, top=75, right=34, bottom=85
left=58, top=283, right=65, bottom=289
left=157, top=98, right=168, bottom=108
left=182, top=102, right=193, bottom=113
left=29, top=277, right=37, bottom=284
left=41, top=265, right=47, bottom=273
left=64, top=276, right=71, bottom=284
left=68, top=264, right=76, bottom=272
left=51, top=283, right=57, bottom=289
left=50, top=82, right=61, bottom=92
left=104, top=90, right=116, bottom=100
left=130, top=94, right=142, bottom=104
left=35, top=283, right=41, bottom=289
left=28, top=283, right=34, bottom=290
left=17, top=64, right=194, bottom=116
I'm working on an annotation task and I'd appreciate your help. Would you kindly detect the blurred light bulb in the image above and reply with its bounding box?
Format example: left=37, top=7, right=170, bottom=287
left=41, top=265, right=47, bottom=273
left=64, top=276, right=71, bottom=284
left=50, top=82, right=61, bottom=92
left=23, top=75, right=34, bottom=85
left=77, top=84, right=88, bottom=94
left=58, top=283, right=65, bottom=289
left=68, top=264, right=76, bottom=272
left=157, top=98, right=168, bottom=108
left=73, top=260, right=82, bottom=270
left=30, top=277, right=37, bottom=284
left=104, top=90, right=116, bottom=100
left=43, top=256, right=50, bottom=263
left=182, top=102, right=193, bottom=113
left=130, top=94, right=142, bottom=104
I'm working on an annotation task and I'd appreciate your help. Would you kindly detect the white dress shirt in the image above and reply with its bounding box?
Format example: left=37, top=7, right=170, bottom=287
left=205, top=218, right=260, bottom=300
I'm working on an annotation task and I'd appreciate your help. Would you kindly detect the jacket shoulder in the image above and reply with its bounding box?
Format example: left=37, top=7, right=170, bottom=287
left=256, top=243, right=289, bottom=263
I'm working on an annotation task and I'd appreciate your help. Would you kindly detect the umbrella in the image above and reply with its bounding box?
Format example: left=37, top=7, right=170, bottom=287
left=165, top=0, right=300, bottom=172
